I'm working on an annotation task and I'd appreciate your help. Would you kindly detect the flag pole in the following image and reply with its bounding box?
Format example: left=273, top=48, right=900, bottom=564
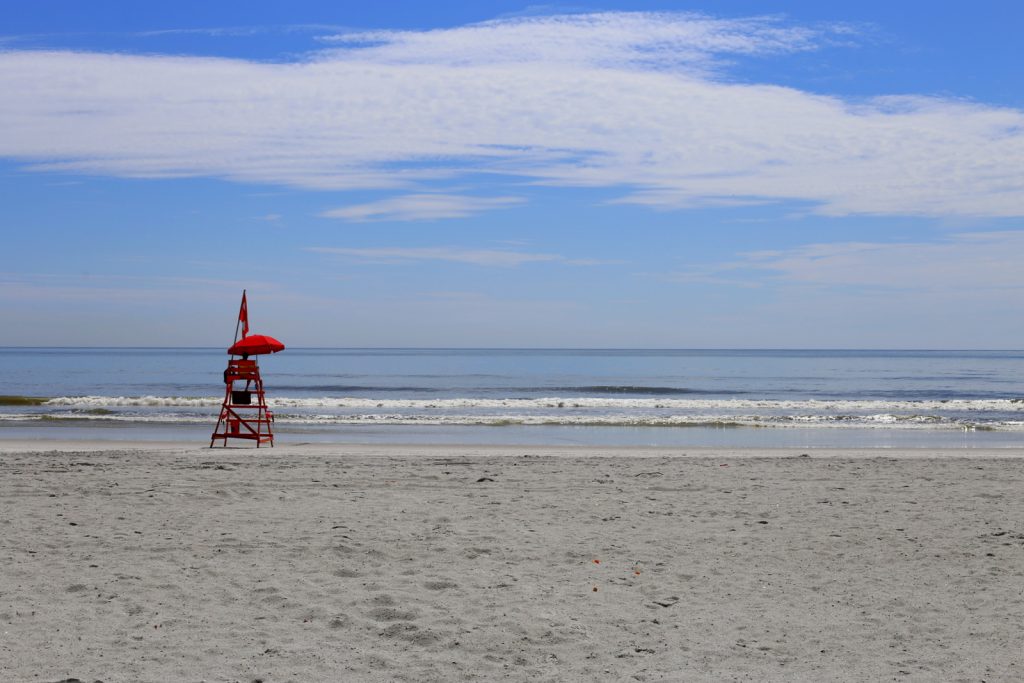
left=232, top=289, right=246, bottom=348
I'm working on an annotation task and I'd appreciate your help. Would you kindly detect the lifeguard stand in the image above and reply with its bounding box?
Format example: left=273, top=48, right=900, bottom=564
left=210, top=290, right=284, bottom=448
left=210, top=358, right=275, bottom=447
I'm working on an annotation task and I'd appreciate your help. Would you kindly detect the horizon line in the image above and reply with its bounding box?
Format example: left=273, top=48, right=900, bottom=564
left=2, top=346, right=1023, bottom=353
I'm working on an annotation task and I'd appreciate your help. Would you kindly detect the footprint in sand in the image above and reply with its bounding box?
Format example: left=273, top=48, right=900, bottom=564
left=332, top=567, right=361, bottom=578
left=368, top=606, right=419, bottom=622
left=379, top=622, right=442, bottom=645
left=328, top=614, right=352, bottom=629
left=367, top=594, right=418, bottom=622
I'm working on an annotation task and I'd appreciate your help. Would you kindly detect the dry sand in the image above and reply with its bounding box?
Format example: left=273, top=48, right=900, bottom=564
left=1, top=441, right=1022, bottom=682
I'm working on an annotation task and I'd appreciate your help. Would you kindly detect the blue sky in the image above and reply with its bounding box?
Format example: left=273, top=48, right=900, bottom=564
left=2, top=1, right=1023, bottom=348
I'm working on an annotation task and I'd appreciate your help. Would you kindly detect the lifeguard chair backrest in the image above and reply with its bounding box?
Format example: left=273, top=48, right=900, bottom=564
left=226, top=359, right=259, bottom=381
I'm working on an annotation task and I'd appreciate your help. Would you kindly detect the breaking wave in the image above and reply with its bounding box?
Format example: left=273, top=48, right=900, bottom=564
left=0, top=395, right=1014, bottom=431
left=249, top=384, right=711, bottom=395
left=38, top=395, right=1024, bottom=412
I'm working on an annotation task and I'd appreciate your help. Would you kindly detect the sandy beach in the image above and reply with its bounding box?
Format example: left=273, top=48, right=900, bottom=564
left=1, top=441, right=1022, bottom=682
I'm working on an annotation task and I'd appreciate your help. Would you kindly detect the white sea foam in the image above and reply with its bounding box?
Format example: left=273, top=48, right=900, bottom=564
left=8, top=407, right=1024, bottom=431
left=45, top=395, right=222, bottom=407
left=41, top=395, right=1024, bottom=412
left=0, top=395, right=1014, bottom=431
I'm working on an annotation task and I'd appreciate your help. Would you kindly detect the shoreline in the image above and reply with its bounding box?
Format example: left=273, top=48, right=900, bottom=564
left=4, top=438, right=1024, bottom=458
left=4, top=420, right=1024, bottom=451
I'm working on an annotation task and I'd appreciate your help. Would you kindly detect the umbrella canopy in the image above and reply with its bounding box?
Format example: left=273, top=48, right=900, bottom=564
left=228, top=334, right=285, bottom=356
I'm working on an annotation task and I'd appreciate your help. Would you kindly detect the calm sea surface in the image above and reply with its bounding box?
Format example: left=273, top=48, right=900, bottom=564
left=2, top=348, right=1023, bottom=447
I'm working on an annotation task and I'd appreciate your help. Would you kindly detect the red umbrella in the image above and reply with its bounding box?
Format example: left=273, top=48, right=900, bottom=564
left=228, top=334, right=285, bottom=356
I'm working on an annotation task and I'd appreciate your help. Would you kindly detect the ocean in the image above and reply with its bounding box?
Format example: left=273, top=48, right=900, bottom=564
left=2, top=347, right=1023, bottom=448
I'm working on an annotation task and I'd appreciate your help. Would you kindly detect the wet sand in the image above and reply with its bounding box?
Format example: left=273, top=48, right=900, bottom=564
left=1, top=441, right=1022, bottom=681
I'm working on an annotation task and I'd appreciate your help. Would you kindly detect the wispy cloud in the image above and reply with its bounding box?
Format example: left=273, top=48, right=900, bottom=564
left=0, top=12, right=1022, bottom=217
left=135, top=26, right=273, bottom=38
left=321, top=194, right=523, bottom=221
left=321, top=12, right=827, bottom=70
left=0, top=272, right=261, bottom=303
left=135, top=24, right=349, bottom=39
left=667, top=231, right=1024, bottom=291
left=307, top=245, right=605, bottom=267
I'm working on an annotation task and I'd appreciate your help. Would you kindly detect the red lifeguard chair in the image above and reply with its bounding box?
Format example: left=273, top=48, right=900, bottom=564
left=210, top=291, right=284, bottom=448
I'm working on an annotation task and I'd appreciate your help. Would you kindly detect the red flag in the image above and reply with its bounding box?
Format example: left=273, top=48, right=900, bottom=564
left=238, top=291, right=249, bottom=339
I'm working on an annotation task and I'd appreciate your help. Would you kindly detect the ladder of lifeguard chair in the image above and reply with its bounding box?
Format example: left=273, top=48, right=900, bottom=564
left=211, top=360, right=274, bottom=447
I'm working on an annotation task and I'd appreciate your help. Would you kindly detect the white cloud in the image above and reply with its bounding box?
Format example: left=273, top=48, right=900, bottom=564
left=670, top=231, right=1024, bottom=291
left=322, top=193, right=522, bottom=221
left=1, top=12, right=1023, bottom=217
left=321, top=12, right=825, bottom=70
left=307, top=246, right=567, bottom=267
left=135, top=26, right=274, bottom=38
